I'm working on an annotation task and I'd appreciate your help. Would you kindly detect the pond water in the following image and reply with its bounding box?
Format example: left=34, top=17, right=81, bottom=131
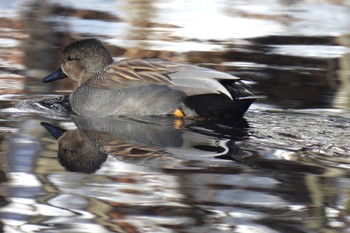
left=0, top=0, right=350, bottom=232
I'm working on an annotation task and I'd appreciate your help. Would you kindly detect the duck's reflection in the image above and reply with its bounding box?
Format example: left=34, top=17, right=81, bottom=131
left=42, top=116, right=249, bottom=173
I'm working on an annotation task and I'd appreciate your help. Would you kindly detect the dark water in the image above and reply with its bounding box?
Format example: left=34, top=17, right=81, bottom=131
left=1, top=0, right=350, bottom=232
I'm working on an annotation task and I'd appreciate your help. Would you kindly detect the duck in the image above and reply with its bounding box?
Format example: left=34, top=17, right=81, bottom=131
left=43, top=38, right=259, bottom=118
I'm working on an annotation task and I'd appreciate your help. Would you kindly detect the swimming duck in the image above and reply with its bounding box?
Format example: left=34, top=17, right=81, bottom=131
left=43, top=38, right=259, bottom=118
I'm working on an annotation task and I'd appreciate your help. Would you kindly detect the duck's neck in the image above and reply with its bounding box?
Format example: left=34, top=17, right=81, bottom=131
left=76, top=57, right=113, bottom=85
left=76, top=70, right=99, bottom=85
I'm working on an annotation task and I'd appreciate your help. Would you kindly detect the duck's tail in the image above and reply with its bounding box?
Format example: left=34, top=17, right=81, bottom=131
left=224, top=80, right=265, bottom=114
left=183, top=80, right=263, bottom=118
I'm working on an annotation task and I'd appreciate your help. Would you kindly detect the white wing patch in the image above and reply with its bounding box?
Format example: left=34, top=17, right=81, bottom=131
left=168, top=65, right=239, bottom=99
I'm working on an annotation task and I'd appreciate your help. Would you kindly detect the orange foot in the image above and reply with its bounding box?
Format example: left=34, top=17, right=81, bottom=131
left=173, top=108, right=185, bottom=117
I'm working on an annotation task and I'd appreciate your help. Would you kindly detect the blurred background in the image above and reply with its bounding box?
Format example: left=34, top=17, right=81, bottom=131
left=0, top=1, right=350, bottom=233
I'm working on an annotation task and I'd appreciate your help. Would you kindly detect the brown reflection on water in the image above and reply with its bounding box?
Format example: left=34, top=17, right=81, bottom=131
left=22, top=1, right=72, bottom=94
left=0, top=137, right=9, bottom=223
left=334, top=35, right=350, bottom=108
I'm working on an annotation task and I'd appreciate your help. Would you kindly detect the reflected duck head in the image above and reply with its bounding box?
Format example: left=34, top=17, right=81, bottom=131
left=43, top=39, right=113, bottom=84
left=41, top=122, right=107, bottom=173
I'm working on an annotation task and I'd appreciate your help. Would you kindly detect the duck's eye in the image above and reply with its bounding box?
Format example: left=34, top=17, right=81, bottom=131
left=63, top=148, right=70, bottom=153
left=67, top=56, right=78, bottom=61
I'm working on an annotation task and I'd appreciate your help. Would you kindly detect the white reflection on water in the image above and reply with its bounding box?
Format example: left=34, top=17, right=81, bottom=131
left=271, top=45, right=350, bottom=58
left=155, top=0, right=282, bottom=39
left=39, top=0, right=350, bottom=51
left=286, top=2, right=350, bottom=36
left=7, top=172, right=41, bottom=187
left=47, top=158, right=184, bottom=204
left=235, top=224, right=279, bottom=233
left=0, top=38, right=20, bottom=48
left=0, top=0, right=22, bottom=18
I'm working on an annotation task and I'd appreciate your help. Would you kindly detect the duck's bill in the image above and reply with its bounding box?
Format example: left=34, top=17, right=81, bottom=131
left=41, top=122, right=66, bottom=139
left=42, top=68, right=68, bottom=83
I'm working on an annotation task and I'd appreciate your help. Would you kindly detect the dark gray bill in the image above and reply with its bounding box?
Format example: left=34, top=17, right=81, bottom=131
left=41, top=122, right=66, bottom=139
left=42, top=68, right=68, bottom=83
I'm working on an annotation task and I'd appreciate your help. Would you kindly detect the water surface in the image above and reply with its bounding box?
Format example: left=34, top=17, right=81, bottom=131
left=0, top=1, right=350, bottom=232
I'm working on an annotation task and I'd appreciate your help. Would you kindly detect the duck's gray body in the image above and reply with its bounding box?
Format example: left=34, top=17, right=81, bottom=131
left=71, top=82, right=186, bottom=116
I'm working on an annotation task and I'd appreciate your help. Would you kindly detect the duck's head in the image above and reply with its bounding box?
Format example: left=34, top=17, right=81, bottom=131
left=43, top=39, right=113, bottom=84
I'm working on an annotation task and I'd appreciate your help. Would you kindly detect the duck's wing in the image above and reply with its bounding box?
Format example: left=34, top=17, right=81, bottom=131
left=141, top=58, right=240, bottom=99
left=95, top=58, right=237, bottom=99
left=102, top=139, right=168, bottom=158
left=95, top=59, right=174, bottom=89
